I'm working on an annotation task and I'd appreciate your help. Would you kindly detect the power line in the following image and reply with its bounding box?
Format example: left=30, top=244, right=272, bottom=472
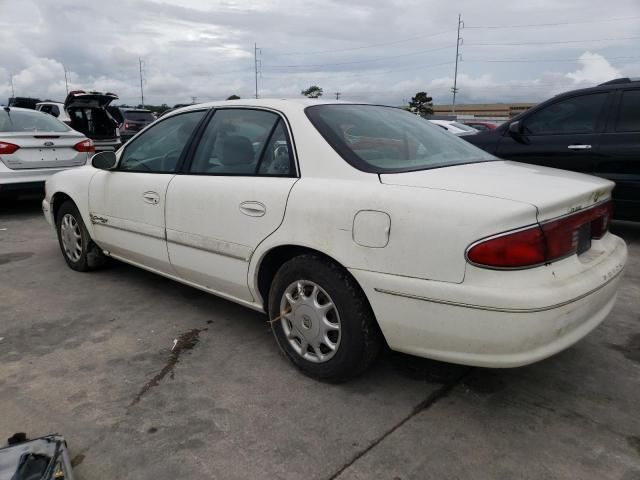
left=265, top=45, right=453, bottom=69
left=465, top=35, right=640, bottom=47
left=260, top=61, right=454, bottom=81
left=264, top=29, right=454, bottom=56
left=463, top=55, right=640, bottom=63
left=465, top=15, right=640, bottom=29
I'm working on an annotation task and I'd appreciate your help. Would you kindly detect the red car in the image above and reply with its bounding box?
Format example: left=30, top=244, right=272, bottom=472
left=463, top=121, right=497, bottom=131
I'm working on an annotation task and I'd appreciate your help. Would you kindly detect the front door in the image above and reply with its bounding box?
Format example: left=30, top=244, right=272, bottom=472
left=497, top=92, right=610, bottom=173
left=89, top=109, right=207, bottom=272
left=165, top=108, right=298, bottom=301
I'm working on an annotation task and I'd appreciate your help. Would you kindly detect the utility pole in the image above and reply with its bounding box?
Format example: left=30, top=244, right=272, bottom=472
left=10, top=74, right=15, bottom=98
left=254, top=43, right=258, bottom=99
left=451, top=13, right=463, bottom=114
left=139, top=57, right=145, bottom=108
left=63, top=66, right=69, bottom=95
left=335, top=91, right=341, bottom=101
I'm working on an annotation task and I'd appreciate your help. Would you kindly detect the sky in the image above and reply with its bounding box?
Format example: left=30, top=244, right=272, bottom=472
left=0, top=0, right=639, bottom=107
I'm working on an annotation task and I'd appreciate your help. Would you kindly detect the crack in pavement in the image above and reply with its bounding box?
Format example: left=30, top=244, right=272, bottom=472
left=326, top=366, right=473, bottom=480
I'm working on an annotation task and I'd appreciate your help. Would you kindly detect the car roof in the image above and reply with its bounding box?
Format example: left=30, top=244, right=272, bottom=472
left=1, top=106, right=49, bottom=113
left=36, top=101, right=64, bottom=106
left=166, top=98, right=370, bottom=118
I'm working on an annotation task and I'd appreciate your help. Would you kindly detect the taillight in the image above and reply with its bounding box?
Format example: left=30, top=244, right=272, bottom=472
left=468, top=200, right=612, bottom=269
left=124, top=122, right=130, bottom=129
left=0, top=141, right=20, bottom=155
left=74, top=139, right=95, bottom=153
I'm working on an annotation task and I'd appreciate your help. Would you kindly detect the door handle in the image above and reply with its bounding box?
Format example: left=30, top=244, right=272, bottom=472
left=239, top=201, right=266, bottom=217
left=142, top=191, right=160, bottom=205
left=567, top=144, right=592, bottom=150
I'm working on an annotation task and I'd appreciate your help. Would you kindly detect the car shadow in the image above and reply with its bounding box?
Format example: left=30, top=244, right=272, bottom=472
left=0, top=196, right=43, bottom=216
left=611, top=220, right=640, bottom=245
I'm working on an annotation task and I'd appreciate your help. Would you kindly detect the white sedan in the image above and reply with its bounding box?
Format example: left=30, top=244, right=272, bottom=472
left=429, top=119, right=478, bottom=136
left=42, top=99, right=627, bottom=382
left=0, top=107, right=94, bottom=198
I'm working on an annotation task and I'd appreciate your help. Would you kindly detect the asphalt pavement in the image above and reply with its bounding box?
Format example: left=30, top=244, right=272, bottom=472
left=1, top=198, right=638, bottom=480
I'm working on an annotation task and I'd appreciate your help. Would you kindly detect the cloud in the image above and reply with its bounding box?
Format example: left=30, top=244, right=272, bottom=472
left=0, top=0, right=638, bottom=106
left=566, top=52, right=622, bottom=83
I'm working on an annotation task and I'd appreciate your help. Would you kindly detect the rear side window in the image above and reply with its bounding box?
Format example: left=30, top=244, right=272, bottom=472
left=119, top=110, right=205, bottom=173
left=615, top=90, right=640, bottom=132
left=0, top=110, right=69, bottom=132
left=524, top=93, right=607, bottom=135
left=190, top=108, right=293, bottom=176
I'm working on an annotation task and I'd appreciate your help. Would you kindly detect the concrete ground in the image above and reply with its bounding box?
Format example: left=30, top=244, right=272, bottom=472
left=1, top=198, right=639, bottom=480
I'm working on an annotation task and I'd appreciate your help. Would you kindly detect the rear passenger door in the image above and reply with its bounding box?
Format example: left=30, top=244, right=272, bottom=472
left=165, top=108, right=298, bottom=302
left=596, top=88, right=640, bottom=220
left=497, top=92, right=610, bottom=173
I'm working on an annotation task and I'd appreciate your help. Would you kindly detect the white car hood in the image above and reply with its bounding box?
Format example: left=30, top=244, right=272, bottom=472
left=380, top=160, right=614, bottom=222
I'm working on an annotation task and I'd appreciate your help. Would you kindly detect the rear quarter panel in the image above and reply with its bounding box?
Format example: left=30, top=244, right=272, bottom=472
left=249, top=178, right=538, bottom=301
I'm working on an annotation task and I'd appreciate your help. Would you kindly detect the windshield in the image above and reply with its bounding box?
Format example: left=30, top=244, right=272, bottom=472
left=0, top=109, right=70, bottom=133
left=123, top=111, right=155, bottom=122
left=306, top=105, right=496, bottom=173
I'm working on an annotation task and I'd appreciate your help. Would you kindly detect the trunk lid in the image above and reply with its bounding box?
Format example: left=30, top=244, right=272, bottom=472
left=64, top=91, right=118, bottom=110
left=380, top=160, right=614, bottom=222
left=0, top=131, right=88, bottom=170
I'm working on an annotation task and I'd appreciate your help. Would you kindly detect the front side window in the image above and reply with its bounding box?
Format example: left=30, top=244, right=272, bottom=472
left=119, top=110, right=205, bottom=173
left=0, top=110, right=70, bottom=133
left=523, top=93, right=607, bottom=135
left=306, top=104, right=495, bottom=173
left=616, top=90, right=640, bottom=132
left=190, top=108, right=293, bottom=176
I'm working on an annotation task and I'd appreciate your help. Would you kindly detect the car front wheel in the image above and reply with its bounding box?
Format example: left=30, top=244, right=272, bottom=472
left=55, top=201, right=107, bottom=271
left=268, top=254, right=382, bottom=382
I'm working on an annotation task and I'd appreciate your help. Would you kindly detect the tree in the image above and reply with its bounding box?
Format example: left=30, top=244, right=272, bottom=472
left=301, top=85, right=323, bottom=98
left=408, top=92, right=434, bottom=117
left=226, top=95, right=240, bottom=100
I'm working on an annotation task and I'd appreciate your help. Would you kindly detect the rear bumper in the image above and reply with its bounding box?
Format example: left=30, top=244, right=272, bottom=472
left=350, top=234, right=627, bottom=367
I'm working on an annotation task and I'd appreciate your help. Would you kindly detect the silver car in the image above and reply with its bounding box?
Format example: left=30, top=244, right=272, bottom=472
left=0, top=107, right=94, bottom=198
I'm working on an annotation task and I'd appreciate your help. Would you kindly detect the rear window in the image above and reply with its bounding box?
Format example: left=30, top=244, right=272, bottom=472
left=0, top=110, right=70, bottom=133
left=123, top=111, right=155, bottom=122
left=305, top=105, right=495, bottom=173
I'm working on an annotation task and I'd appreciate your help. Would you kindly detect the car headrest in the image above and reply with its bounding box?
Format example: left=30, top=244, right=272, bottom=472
left=221, top=135, right=255, bottom=165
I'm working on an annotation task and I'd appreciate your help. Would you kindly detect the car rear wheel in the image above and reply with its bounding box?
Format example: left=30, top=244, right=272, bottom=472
left=56, top=201, right=107, bottom=271
left=268, top=254, right=382, bottom=382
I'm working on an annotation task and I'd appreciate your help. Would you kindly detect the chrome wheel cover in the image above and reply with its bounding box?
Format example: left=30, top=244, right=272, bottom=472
left=60, top=213, right=82, bottom=262
left=279, top=280, right=341, bottom=363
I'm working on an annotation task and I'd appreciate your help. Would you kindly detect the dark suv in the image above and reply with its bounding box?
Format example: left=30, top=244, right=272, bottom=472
left=464, top=78, right=640, bottom=221
left=107, top=107, right=155, bottom=143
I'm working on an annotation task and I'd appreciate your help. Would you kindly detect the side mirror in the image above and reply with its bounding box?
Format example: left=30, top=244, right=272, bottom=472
left=91, top=151, right=117, bottom=170
left=508, top=120, right=523, bottom=135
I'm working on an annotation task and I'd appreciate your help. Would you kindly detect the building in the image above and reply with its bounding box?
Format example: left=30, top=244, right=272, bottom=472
left=432, top=103, right=536, bottom=122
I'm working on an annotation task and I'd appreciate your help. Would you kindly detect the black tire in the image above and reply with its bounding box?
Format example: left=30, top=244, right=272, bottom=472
left=55, top=200, right=107, bottom=272
left=268, top=254, right=382, bottom=382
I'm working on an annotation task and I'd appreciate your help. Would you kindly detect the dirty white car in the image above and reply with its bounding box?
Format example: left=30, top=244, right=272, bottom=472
left=42, top=99, right=627, bottom=381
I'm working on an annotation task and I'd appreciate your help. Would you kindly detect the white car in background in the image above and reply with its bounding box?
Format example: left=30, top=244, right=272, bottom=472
left=0, top=107, right=94, bottom=198
left=35, top=101, right=71, bottom=124
left=42, top=99, right=627, bottom=382
left=429, top=119, right=478, bottom=136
